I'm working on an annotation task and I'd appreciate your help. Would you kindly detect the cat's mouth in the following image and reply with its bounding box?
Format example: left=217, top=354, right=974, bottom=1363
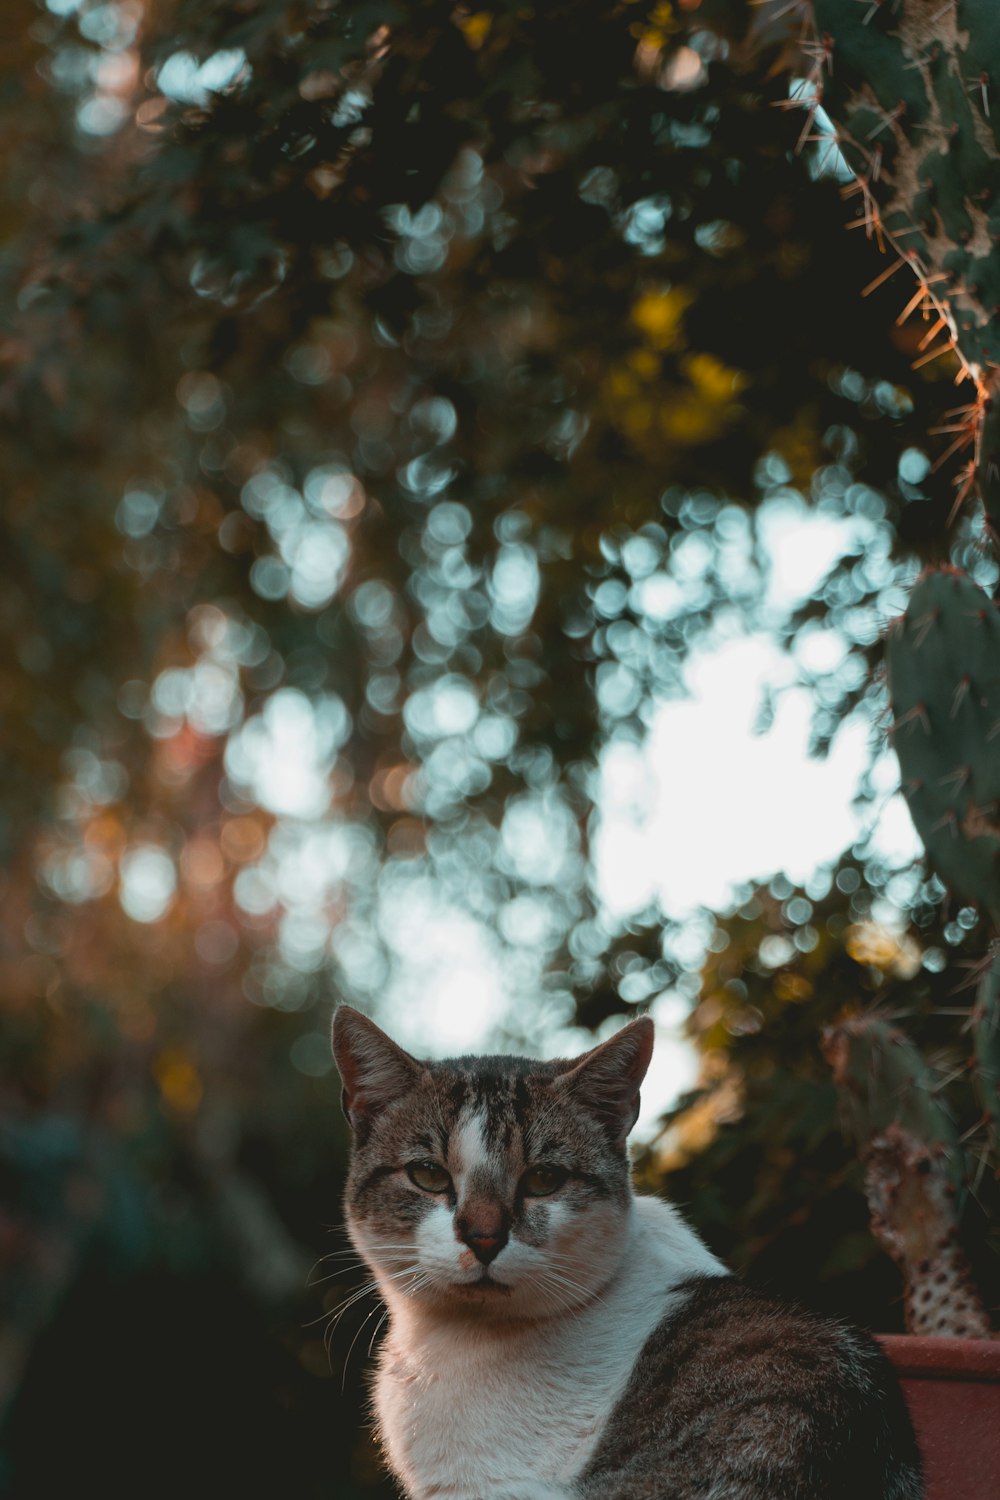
left=455, top=1273, right=511, bottom=1294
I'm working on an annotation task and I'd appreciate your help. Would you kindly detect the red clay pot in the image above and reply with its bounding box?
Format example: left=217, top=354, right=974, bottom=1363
left=877, top=1334, right=1000, bottom=1499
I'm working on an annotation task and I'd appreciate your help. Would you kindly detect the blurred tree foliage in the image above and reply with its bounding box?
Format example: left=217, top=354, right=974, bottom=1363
left=2, top=0, right=996, bottom=1493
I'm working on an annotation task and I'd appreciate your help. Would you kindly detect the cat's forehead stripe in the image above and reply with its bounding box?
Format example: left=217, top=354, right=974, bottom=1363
left=428, top=1060, right=555, bottom=1149
left=451, top=1108, right=491, bottom=1176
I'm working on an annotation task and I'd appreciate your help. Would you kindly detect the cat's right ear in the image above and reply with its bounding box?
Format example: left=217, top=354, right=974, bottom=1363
left=331, top=1007, right=422, bottom=1132
left=555, top=1016, right=654, bottom=1148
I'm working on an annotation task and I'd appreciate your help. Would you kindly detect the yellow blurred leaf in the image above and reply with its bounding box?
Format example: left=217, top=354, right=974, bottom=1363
left=630, top=286, right=691, bottom=350
left=685, top=351, right=748, bottom=401
left=457, top=10, right=492, bottom=49
left=845, top=921, right=922, bottom=979
left=774, top=971, right=814, bottom=1003
left=628, top=347, right=661, bottom=380
left=154, top=1048, right=203, bottom=1114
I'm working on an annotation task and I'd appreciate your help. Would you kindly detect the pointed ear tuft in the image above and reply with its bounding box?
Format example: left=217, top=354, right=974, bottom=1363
left=557, top=1017, right=654, bottom=1147
left=331, top=1007, right=422, bottom=1133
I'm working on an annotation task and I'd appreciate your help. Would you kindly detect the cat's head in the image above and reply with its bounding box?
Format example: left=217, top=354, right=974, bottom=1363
left=331, top=1007, right=653, bottom=1322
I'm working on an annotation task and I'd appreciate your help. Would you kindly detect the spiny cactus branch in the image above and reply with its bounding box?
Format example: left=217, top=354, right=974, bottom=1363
left=823, top=1013, right=967, bottom=1191
left=766, top=0, right=1000, bottom=539
left=971, top=943, right=1000, bottom=1166
left=886, top=566, right=1000, bottom=927
left=764, top=1, right=1000, bottom=1337
left=864, top=1123, right=992, bottom=1337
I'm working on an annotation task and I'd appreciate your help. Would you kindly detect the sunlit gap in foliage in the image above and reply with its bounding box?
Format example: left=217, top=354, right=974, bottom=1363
left=591, top=459, right=936, bottom=1125
left=786, top=79, right=854, bottom=184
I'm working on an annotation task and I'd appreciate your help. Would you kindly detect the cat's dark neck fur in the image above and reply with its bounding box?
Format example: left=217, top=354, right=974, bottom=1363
left=333, top=1007, right=923, bottom=1500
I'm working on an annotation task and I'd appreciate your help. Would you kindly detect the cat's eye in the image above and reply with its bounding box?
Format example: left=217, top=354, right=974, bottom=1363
left=521, top=1164, right=569, bottom=1197
left=406, top=1160, right=452, bottom=1193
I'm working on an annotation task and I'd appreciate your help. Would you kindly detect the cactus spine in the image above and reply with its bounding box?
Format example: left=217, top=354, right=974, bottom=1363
left=768, top=3, right=1000, bottom=1333
left=812, top=0, right=1000, bottom=370
left=802, top=0, right=1000, bottom=535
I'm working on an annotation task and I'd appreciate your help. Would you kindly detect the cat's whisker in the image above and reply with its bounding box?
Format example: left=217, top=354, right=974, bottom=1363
left=306, top=1280, right=379, bottom=1334
left=310, top=1276, right=396, bottom=1334
left=313, top=1261, right=427, bottom=1342
left=536, top=1258, right=604, bottom=1301
left=308, top=1260, right=425, bottom=1308
left=306, top=1246, right=416, bottom=1286
left=308, top=1263, right=370, bottom=1286
left=306, top=1248, right=369, bottom=1273
left=529, top=1281, right=575, bottom=1330
left=367, top=1305, right=391, bottom=1357
left=311, top=1264, right=370, bottom=1283
left=339, top=1298, right=389, bottom=1379
left=306, top=1254, right=364, bottom=1285
left=324, top=1283, right=384, bottom=1357
left=338, top=1270, right=431, bottom=1387
left=312, top=1244, right=416, bottom=1262
left=532, top=1271, right=591, bottom=1329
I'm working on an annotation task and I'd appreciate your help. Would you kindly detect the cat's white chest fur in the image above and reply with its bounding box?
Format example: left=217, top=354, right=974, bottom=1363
left=374, top=1196, right=724, bottom=1500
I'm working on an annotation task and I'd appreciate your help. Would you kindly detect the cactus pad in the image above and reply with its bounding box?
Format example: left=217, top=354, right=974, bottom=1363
left=972, top=944, right=1000, bottom=1165
left=864, top=1123, right=991, bottom=1337
left=823, top=1012, right=966, bottom=1191
left=886, top=567, right=1000, bottom=924
left=979, top=376, right=1000, bottom=549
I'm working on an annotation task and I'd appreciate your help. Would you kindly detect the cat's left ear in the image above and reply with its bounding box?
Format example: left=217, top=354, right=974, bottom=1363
left=556, top=1017, right=654, bottom=1148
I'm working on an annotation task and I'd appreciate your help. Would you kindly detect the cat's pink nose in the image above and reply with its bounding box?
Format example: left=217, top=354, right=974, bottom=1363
left=457, top=1216, right=509, bottom=1265
left=464, top=1231, right=505, bottom=1265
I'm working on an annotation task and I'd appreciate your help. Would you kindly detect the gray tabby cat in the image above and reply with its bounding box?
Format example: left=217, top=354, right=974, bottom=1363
left=332, top=1006, right=923, bottom=1500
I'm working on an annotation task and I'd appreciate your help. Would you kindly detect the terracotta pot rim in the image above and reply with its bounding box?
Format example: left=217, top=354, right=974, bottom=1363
left=876, top=1332, right=1000, bottom=1382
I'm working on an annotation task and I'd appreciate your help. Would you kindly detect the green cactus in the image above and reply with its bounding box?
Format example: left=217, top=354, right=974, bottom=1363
left=842, top=570, right=1000, bottom=1334
left=812, top=0, right=1000, bottom=364
left=751, top=0, right=1000, bottom=1339
left=823, top=1014, right=992, bottom=1334
left=972, top=945, right=1000, bottom=1162
left=838, top=564, right=1000, bottom=1332
left=823, top=1014, right=966, bottom=1193
left=885, top=565, right=1000, bottom=925
left=978, top=392, right=1000, bottom=549
left=863, top=1124, right=991, bottom=1338
left=801, top=0, right=1000, bottom=530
